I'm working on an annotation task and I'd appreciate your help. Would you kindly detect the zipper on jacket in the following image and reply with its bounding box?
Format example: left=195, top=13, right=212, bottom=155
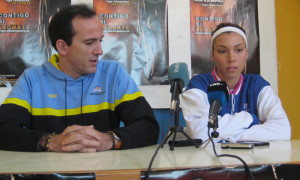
left=231, top=94, right=235, bottom=115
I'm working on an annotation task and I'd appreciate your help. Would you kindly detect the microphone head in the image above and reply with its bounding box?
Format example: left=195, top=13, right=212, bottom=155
left=207, top=81, right=229, bottom=107
left=168, top=62, right=189, bottom=88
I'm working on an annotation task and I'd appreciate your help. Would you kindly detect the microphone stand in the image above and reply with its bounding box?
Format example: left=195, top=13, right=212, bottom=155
left=211, top=116, right=219, bottom=138
left=161, top=99, right=200, bottom=151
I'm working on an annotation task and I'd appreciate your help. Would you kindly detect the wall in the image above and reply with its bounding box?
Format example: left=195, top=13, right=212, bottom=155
left=0, top=0, right=294, bottom=142
left=275, top=0, right=300, bottom=139
left=0, top=0, right=279, bottom=108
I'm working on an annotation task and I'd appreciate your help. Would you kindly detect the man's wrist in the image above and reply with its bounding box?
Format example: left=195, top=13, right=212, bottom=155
left=38, top=134, right=49, bottom=151
left=44, top=132, right=57, bottom=151
left=108, top=131, right=122, bottom=150
left=38, top=132, right=57, bottom=151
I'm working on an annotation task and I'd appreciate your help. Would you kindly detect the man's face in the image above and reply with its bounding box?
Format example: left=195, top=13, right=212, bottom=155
left=60, top=15, right=104, bottom=79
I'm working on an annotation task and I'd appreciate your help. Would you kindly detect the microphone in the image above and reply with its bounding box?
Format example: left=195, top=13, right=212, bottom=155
left=207, top=81, right=229, bottom=128
left=168, top=62, right=189, bottom=115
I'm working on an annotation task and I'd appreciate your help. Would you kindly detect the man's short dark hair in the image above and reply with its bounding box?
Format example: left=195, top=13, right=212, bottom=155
left=48, top=4, right=96, bottom=51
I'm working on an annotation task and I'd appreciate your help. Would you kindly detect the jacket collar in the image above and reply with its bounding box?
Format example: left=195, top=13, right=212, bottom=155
left=43, top=54, right=88, bottom=81
left=211, top=66, right=243, bottom=95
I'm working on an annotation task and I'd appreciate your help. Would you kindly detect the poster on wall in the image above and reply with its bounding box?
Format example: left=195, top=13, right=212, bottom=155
left=190, top=0, right=259, bottom=76
left=93, top=0, right=168, bottom=86
left=0, top=0, right=70, bottom=87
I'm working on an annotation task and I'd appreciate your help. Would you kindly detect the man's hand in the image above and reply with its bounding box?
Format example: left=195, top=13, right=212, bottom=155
left=47, top=125, right=114, bottom=152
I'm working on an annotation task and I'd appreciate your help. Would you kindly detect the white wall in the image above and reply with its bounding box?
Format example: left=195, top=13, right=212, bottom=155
left=0, top=0, right=278, bottom=108
left=0, top=88, right=11, bottom=104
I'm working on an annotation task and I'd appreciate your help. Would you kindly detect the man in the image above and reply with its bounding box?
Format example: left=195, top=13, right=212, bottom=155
left=0, top=4, right=159, bottom=152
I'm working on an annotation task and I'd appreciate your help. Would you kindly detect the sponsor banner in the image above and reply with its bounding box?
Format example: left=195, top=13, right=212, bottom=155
left=0, top=0, right=70, bottom=87
left=94, top=0, right=168, bottom=85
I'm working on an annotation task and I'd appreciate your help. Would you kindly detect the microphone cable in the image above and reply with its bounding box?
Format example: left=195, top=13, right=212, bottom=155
left=145, top=112, right=175, bottom=180
left=207, top=128, right=254, bottom=180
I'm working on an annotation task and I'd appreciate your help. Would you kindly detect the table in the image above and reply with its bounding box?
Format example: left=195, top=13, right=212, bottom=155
left=1, top=140, right=300, bottom=179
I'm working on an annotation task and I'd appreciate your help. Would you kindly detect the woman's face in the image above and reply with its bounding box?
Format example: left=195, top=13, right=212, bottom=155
left=211, top=32, right=248, bottom=83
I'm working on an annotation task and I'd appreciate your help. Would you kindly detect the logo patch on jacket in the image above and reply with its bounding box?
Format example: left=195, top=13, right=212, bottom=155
left=244, top=103, right=249, bottom=111
left=48, top=94, right=57, bottom=98
left=90, top=86, right=105, bottom=95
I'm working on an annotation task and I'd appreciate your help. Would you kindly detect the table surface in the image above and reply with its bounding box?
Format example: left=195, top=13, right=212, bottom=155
left=1, top=140, right=299, bottom=174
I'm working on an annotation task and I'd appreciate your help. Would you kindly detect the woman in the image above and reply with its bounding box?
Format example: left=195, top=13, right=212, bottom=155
left=181, top=22, right=291, bottom=142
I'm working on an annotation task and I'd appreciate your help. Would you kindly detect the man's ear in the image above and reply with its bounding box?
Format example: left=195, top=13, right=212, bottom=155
left=56, top=39, right=69, bottom=56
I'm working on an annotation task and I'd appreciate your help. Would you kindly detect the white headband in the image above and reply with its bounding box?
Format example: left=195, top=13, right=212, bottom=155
left=211, top=26, right=248, bottom=49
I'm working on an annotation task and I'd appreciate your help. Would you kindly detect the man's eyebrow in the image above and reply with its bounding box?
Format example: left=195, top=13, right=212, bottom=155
left=84, top=35, right=103, bottom=42
left=84, top=38, right=97, bottom=42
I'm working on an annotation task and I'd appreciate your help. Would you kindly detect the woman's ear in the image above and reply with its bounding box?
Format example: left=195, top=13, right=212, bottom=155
left=211, top=50, right=215, bottom=62
left=243, top=50, right=249, bottom=74
left=56, top=39, right=68, bottom=56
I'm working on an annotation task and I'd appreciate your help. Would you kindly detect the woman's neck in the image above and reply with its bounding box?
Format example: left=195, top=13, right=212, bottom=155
left=224, top=77, right=240, bottom=90
left=212, top=67, right=241, bottom=90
